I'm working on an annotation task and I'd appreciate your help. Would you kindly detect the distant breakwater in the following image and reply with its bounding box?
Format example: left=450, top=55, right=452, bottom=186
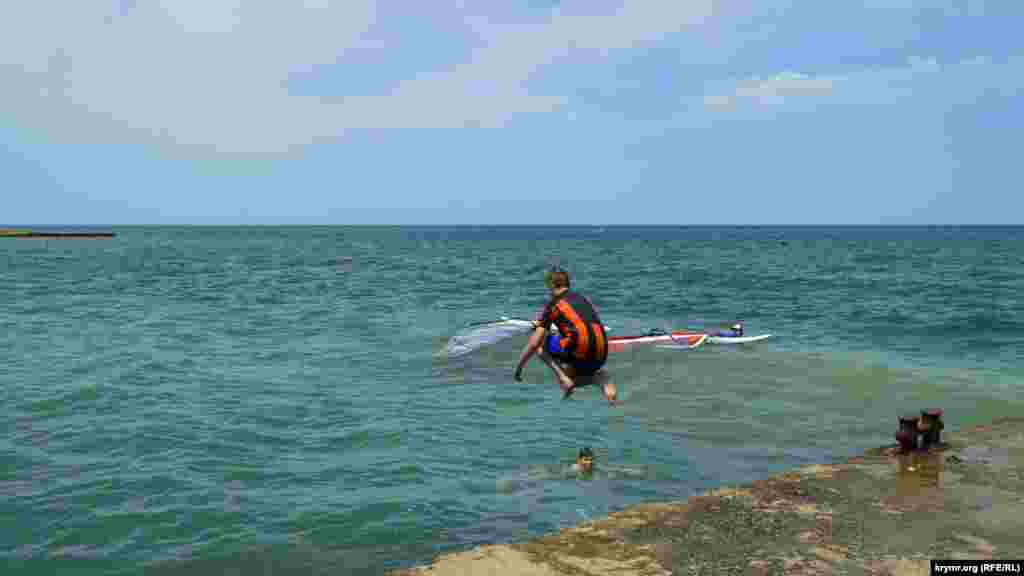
left=0, top=229, right=116, bottom=239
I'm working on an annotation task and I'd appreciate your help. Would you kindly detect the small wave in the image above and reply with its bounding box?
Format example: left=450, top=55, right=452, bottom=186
left=919, top=311, right=1024, bottom=341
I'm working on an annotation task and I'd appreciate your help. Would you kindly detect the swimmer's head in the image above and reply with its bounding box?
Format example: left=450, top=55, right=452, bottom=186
left=576, top=447, right=594, bottom=473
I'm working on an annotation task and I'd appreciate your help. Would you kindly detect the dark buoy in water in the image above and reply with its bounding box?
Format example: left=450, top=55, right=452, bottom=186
left=919, top=408, right=944, bottom=449
left=896, top=415, right=920, bottom=453
left=894, top=408, right=945, bottom=453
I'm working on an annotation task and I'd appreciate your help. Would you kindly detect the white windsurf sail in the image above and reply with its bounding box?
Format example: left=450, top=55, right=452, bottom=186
left=439, top=317, right=537, bottom=358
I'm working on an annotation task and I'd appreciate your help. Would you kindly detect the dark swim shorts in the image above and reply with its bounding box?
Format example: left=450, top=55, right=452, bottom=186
left=546, top=334, right=605, bottom=376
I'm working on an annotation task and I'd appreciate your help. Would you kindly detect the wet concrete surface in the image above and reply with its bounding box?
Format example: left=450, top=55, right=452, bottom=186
left=390, top=417, right=1024, bottom=575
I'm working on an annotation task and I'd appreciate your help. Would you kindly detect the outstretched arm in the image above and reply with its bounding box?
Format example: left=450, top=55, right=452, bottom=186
left=514, top=324, right=547, bottom=381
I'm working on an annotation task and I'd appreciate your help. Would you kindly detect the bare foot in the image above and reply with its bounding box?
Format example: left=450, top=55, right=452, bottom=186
left=603, top=383, right=618, bottom=405
left=560, top=380, right=577, bottom=399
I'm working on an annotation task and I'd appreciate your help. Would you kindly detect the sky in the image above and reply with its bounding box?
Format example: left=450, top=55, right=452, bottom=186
left=2, top=0, right=1023, bottom=225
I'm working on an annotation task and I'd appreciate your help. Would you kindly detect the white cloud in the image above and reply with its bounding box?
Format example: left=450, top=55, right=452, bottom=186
left=701, top=55, right=1024, bottom=114
left=3, top=2, right=1021, bottom=157
left=1, top=2, right=382, bottom=154
left=737, top=72, right=834, bottom=99
left=0, top=1, right=717, bottom=155
left=704, top=72, right=835, bottom=110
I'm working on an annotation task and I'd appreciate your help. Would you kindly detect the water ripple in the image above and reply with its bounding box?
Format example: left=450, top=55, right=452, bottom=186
left=2, top=226, right=1022, bottom=574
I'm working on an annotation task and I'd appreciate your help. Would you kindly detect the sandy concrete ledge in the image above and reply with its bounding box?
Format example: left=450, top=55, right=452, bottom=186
left=390, top=417, right=1024, bottom=576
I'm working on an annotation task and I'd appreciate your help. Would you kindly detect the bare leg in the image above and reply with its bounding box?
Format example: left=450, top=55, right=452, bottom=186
left=534, top=346, right=575, bottom=393
left=560, top=364, right=579, bottom=399
left=572, top=370, right=619, bottom=405
left=597, top=371, right=618, bottom=405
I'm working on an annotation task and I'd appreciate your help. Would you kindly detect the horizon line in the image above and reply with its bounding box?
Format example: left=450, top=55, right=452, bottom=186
left=4, top=223, right=1023, bottom=228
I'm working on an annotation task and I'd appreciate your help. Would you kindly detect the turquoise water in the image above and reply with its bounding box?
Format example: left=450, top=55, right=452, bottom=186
left=2, top=226, right=1022, bottom=575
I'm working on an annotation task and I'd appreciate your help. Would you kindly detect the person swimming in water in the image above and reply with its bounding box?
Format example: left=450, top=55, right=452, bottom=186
left=715, top=322, right=744, bottom=338
left=572, top=447, right=594, bottom=475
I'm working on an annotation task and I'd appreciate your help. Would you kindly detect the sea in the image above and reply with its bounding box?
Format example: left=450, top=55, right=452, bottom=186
left=2, top=226, right=1022, bottom=575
